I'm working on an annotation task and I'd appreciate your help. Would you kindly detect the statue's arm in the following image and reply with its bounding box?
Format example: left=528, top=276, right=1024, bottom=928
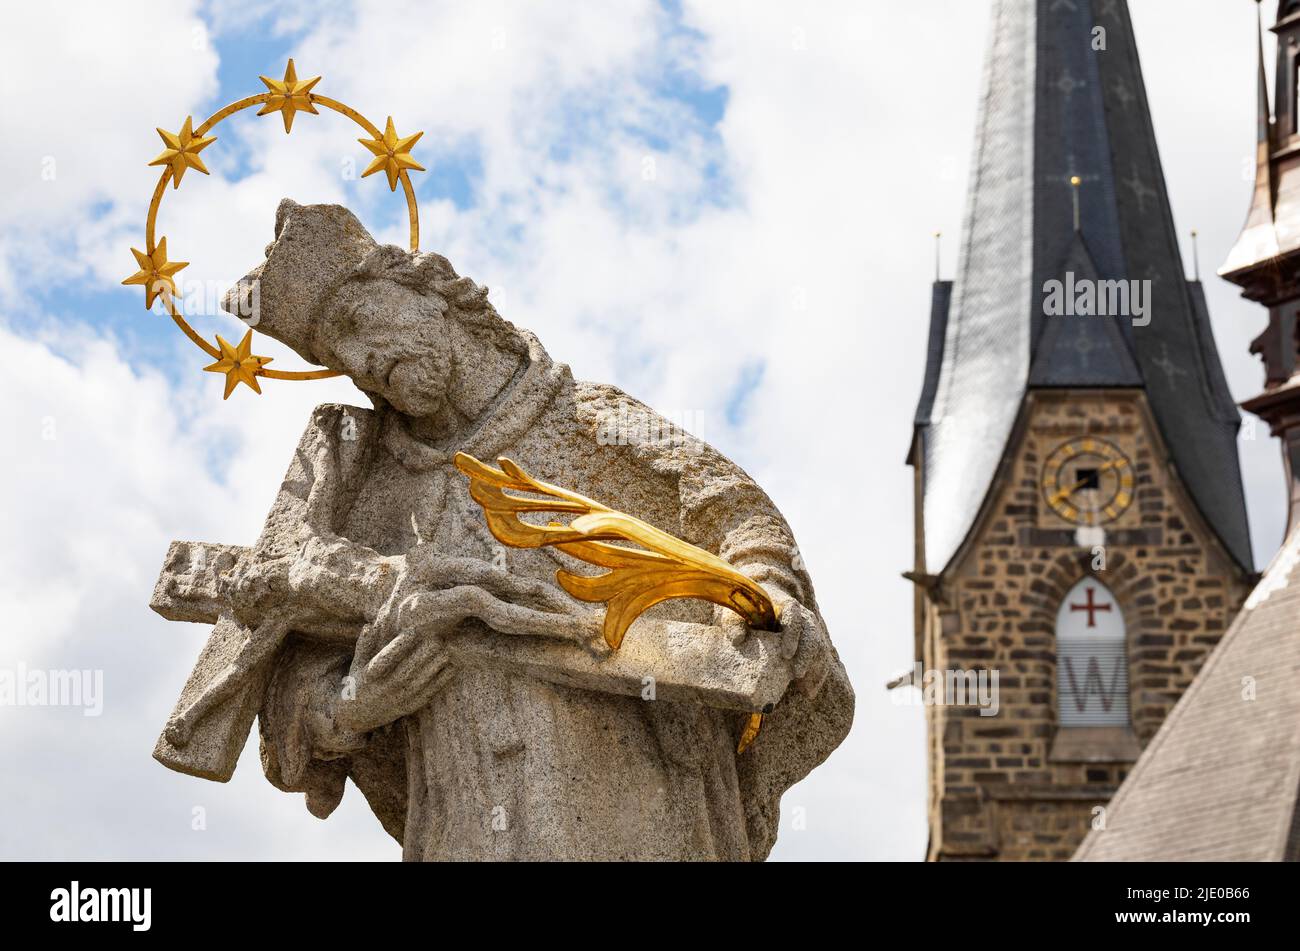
left=228, top=405, right=402, bottom=631
left=578, top=385, right=841, bottom=690
left=638, top=415, right=855, bottom=857
left=577, top=384, right=853, bottom=846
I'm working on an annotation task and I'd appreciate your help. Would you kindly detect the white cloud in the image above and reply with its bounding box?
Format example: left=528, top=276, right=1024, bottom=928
left=0, top=1, right=220, bottom=297
left=0, top=0, right=1285, bottom=862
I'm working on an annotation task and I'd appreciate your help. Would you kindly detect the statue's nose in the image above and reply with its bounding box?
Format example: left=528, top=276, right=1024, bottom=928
left=221, top=263, right=264, bottom=322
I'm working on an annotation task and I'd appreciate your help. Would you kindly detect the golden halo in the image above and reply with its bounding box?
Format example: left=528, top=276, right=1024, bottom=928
left=122, top=59, right=424, bottom=399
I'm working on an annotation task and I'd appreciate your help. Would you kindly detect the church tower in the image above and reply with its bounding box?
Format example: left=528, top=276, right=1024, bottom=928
left=907, top=0, right=1255, bottom=861
left=1222, top=0, right=1300, bottom=530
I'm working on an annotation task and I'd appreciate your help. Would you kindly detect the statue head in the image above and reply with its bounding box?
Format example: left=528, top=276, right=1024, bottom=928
left=223, top=199, right=529, bottom=418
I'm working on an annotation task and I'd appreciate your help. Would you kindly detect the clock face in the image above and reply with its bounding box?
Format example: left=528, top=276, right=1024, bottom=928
left=1042, top=437, right=1134, bottom=526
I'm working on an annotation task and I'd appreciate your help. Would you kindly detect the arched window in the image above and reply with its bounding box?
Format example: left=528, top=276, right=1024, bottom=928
left=1055, top=577, right=1128, bottom=727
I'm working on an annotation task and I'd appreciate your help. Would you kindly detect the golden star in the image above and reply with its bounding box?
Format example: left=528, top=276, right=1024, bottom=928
left=121, top=237, right=188, bottom=310
left=358, top=116, right=425, bottom=191
left=203, top=329, right=272, bottom=399
left=148, top=116, right=216, bottom=189
left=257, top=58, right=321, bottom=134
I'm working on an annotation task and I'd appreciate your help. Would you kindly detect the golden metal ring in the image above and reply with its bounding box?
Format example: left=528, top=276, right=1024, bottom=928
left=123, top=61, right=425, bottom=397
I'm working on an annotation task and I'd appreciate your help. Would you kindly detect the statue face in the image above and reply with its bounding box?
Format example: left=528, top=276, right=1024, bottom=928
left=220, top=201, right=455, bottom=418
left=314, top=277, right=452, bottom=418
left=217, top=200, right=538, bottom=426
left=223, top=260, right=453, bottom=418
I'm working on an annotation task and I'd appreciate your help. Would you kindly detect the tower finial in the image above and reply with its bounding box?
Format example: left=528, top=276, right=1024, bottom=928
left=934, top=231, right=942, bottom=282
left=1256, top=0, right=1272, bottom=149
left=1191, top=229, right=1201, bottom=281
left=1070, top=176, right=1082, bottom=232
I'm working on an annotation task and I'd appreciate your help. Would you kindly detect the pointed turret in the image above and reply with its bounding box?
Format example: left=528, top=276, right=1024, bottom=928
left=1223, top=0, right=1300, bottom=532
left=911, top=0, right=1252, bottom=573
left=1221, top=0, right=1280, bottom=287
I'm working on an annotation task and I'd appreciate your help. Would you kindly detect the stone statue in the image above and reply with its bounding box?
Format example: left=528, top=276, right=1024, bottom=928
left=149, top=199, right=854, bottom=860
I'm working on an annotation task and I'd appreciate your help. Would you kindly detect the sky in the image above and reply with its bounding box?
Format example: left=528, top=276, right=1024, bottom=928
left=0, top=0, right=1283, bottom=861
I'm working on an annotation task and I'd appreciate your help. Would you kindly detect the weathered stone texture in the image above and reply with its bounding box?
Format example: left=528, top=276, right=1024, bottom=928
left=152, top=201, right=855, bottom=861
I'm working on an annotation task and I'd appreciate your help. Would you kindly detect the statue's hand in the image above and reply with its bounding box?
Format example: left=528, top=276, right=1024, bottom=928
left=225, top=554, right=297, bottom=629
left=403, top=548, right=582, bottom=615
left=339, top=570, right=602, bottom=732
left=713, top=594, right=832, bottom=699
left=356, top=556, right=601, bottom=666
left=774, top=597, right=832, bottom=699
left=395, top=581, right=602, bottom=646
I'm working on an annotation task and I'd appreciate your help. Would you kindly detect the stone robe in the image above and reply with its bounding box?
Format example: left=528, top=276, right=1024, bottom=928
left=255, top=331, right=854, bottom=860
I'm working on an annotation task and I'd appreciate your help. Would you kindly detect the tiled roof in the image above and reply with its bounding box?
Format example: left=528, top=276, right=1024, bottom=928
left=1075, top=526, right=1300, bottom=861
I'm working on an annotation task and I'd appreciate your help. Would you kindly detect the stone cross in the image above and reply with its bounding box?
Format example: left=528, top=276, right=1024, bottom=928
left=151, top=538, right=792, bottom=782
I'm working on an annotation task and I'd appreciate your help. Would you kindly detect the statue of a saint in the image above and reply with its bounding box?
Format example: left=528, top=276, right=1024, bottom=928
left=151, top=199, right=853, bottom=860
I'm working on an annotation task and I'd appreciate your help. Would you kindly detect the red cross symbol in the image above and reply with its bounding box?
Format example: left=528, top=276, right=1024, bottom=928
left=1070, top=586, right=1112, bottom=628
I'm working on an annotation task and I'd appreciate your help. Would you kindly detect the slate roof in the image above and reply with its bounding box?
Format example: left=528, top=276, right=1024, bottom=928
left=913, top=0, right=1253, bottom=573
left=1074, top=525, right=1300, bottom=861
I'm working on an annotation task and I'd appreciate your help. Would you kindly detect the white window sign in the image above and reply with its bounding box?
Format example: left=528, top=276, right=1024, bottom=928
left=1056, top=577, right=1129, bottom=727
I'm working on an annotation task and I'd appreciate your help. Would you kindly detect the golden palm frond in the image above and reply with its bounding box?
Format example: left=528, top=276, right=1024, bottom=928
left=453, top=452, right=781, bottom=651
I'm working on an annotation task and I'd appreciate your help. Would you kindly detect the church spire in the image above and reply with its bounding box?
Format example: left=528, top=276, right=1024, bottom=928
left=1223, top=0, right=1300, bottom=533
left=1223, top=0, right=1279, bottom=280
left=1257, top=0, right=1272, bottom=145
left=912, top=0, right=1252, bottom=574
left=908, top=1, right=1259, bottom=865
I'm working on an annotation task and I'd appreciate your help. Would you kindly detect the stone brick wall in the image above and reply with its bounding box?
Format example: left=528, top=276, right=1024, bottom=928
left=922, top=390, right=1251, bottom=861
